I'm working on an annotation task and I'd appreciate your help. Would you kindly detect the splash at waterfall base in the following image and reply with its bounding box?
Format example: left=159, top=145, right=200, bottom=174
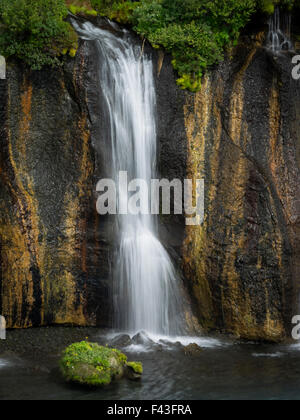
left=96, top=171, right=204, bottom=226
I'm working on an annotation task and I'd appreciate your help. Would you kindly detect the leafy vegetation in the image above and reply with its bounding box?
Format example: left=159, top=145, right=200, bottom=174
left=91, top=0, right=300, bottom=91
left=127, top=361, right=143, bottom=374
left=91, top=0, right=139, bottom=24
left=0, top=0, right=299, bottom=88
left=132, top=0, right=257, bottom=91
left=259, top=0, right=300, bottom=14
left=0, top=0, right=78, bottom=70
left=66, top=0, right=98, bottom=17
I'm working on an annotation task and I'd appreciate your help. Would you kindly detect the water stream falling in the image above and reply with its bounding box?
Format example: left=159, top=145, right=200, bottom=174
left=74, top=20, right=184, bottom=337
left=267, top=7, right=293, bottom=53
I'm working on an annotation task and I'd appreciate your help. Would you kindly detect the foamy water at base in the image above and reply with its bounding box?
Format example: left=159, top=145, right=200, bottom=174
left=0, top=359, right=10, bottom=369
left=252, top=352, right=284, bottom=358
left=289, top=342, right=300, bottom=351
left=105, top=331, right=229, bottom=353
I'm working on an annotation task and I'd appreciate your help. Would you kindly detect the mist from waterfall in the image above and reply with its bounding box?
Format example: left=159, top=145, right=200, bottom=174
left=267, top=7, right=293, bottom=53
left=74, top=20, right=184, bottom=337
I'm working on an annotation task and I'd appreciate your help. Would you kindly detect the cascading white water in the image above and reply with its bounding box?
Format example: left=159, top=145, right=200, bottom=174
left=267, top=7, right=293, bottom=53
left=74, top=20, right=183, bottom=336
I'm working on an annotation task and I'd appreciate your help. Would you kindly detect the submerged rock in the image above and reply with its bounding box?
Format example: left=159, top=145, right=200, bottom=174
left=126, top=361, right=144, bottom=380
left=60, top=341, right=142, bottom=386
left=132, top=331, right=154, bottom=346
left=109, top=334, right=132, bottom=348
left=183, top=343, right=203, bottom=357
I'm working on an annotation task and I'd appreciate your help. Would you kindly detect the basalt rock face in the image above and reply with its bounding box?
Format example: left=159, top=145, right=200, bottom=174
left=156, top=30, right=300, bottom=342
left=0, top=42, right=112, bottom=328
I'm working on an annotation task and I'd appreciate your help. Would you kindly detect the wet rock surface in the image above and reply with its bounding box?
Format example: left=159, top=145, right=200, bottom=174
left=0, top=44, right=112, bottom=328
left=155, top=28, right=300, bottom=341
left=183, top=343, right=203, bottom=357
left=0, top=327, right=100, bottom=357
left=131, top=332, right=155, bottom=346
left=205, top=41, right=296, bottom=340
left=109, top=334, right=132, bottom=348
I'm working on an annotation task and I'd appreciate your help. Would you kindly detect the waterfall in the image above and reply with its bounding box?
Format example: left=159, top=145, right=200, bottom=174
left=74, top=20, right=184, bottom=337
left=267, top=7, right=293, bottom=53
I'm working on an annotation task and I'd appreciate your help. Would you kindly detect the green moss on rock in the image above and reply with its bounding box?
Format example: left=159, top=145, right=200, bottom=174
left=68, top=3, right=98, bottom=17
left=60, top=341, right=143, bottom=386
left=127, top=361, right=143, bottom=375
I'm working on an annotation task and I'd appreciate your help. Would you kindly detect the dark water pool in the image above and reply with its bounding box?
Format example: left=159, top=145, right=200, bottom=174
left=1, top=328, right=300, bottom=400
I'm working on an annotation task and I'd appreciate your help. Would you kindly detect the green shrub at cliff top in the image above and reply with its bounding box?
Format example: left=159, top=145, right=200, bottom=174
left=67, top=0, right=98, bottom=17
left=91, top=0, right=138, bottom=24
left=131, top=0, right=257, bottom=91
left=259, top=0, right=300, bottom=14
left=0, top=0, right=78, bottom=70
left=91, top=0, right=300, bottom=91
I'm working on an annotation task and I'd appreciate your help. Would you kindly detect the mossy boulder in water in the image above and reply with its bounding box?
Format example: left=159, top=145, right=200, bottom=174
left=60, top=341, right=142, bottom=386
left=126, top=361, right=143, bottom=380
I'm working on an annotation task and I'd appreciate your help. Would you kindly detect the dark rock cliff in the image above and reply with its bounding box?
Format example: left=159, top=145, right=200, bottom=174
left=156, top=28, right=300, bottom=341
left=0, top=18, right=299, bottom=342
left=0, top=43, right=111, bottom=328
